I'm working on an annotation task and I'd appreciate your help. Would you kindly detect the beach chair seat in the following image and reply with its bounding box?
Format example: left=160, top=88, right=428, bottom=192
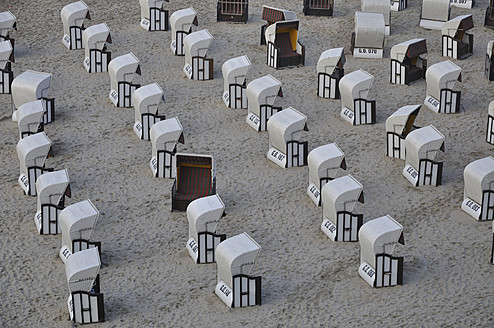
left=265, top=20, right=305, bottom=69
left=183, top=29, right=213, bottom=80
left=0, top=40, right=14, bottom=94
left=424, top=60, right=461, bottom=114
left=317, top=48, right=345, bottom=99
left=139, top=0, right=169, bottom=31
left=222, top=55, right=251, bottom=108
left=386, top=105, right=421, bottom=159
left=442, top=15, right=474, bottom=60
left=351, top=12, right=385, bottom=59
left=304, top=0, right=334, bottom=16
left=17, top=100, right=45, bottom=139
left=461, top=157, right=494, bottom=221
left=420, top=0, right=450, bottom=30
left=246, top=75, right=283, bottom=131
left=150, top=117, right=184, bottom=178
left=0, top=11, right=17, bottom=47
left=339, top=69, right=376, bottom=125
left=82, top=23, right=111, bottom=73
left=170, top=8, right=197, bottom=56
left=61, top=1, right=90, bottom=50
left=217, top=0, right=248, bottom=22
left=108, top=53, right=141, bottom=107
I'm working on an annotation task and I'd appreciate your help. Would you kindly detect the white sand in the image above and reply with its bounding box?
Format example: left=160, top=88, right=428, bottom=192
left=1, top=0, right=493, bottom=326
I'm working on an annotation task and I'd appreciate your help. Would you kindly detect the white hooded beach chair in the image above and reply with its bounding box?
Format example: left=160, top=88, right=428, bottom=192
left=170, top=8, right=197, bottom=56
left=303, top=0, right=334, bottom=16
left=11, top=70, right=55, bottom=124
left=133, top=83, right=166, bottom=140
left=487, top=0, right=494, bottom=28
left=215, top=232, right=262, bottom=308
left=61, top=1, right=90, bottom=50
left=386, top=105, right=421, bottom=159
left=108, top=53, right=141, bottom=107
left=139, top=0, right=169, bottom=31
left=321, top=175, right=364, bottom=242
left=442, top=15, right=474, bottom=60
left=246, top=75, right=283, bottom=131
left=60, top=200, right=100, bottom=263
left=317, top=47, right=345, bottom=99
left=487, top=101, right=494, bottom=145
left=307, top=143, right=346, bottom=206
left=361, top=0, right=391, bottom=35
left=0, top=11, right=16, bottom=44
left=462, top=157, right=494, bottom=221
left=222, top=55, right=251, bottom=108
left=34, top=169, right=71, bottom=235
left=82, top=23, right=112, bottom=73
left=149, top=117, right=184, bottom=178
left=486, top=41, right=494, bottom=81
left=420, top=0, right=450, bottom=30
left=183, top=29, right=213, bottom=80
left=0, top=40, right=14, bottom=94
left=65, top=248, right=105, bottom=324
left=265, top=19, right=305, bottom=69
left=403, top=125, right=445, bottom=187
left=17, top=100, right=45, bottom=139
left=267, top=107, right=309, bottom=168
left=339, top=69, right=376, bottom=125
left=351, top=12, right=385, bottom=59
left=390, top=39, right=427, bottom=85
left=424, top=60, right=461, bottom=114
left=358, top=215, right=404, bottom=287
left=186, top=194, right=227, bottom=264
left=450, top=0, right=474, bottom=9
left=16, top=132, right=53, bottom=196
left=217, top=0, right=248, bottom=22
left=260, top=6, right=297, bottom=45
left=171, top=153, right=215, bottom=211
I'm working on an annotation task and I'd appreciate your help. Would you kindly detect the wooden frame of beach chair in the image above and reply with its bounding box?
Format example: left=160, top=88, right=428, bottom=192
left=217, top=0, right=248, bottom=23
left=170, top=8, right=198, bottom=56
left=358, top=215, right=404, bottom=287
left=461, top=157, right=494, bottom=221
left=321, top=175, right=364, bottom=242
left=386, top=105, right=421, bottom=160
left=339, top=69, right=376, bottom=125
left=61, top=1, right=90, bottom=50
left=317, top=48, right=345, bottom=99
left=133, top=83, right=166, bottom=140
left=0, top=40, right=14, bottom=94
left=420, top=0, right=450, bottom=30
left=183, top=29, right=213, bottom=80
left=351, top=12, right=385, bottom=59
left=391, top=0, right=407, bottom=11
left=246, top=75, right=283, bottom=132
left=403, top=125, right=445, bottom=187
left=150, top=117, right=184, bottom=178
left=215, top=232, right=262, bottom=308
left=390, top=39, right=427, bottom=85
left=222, top=55, right=251, bottom=108
left=260, top=6, right=297, bottom=45
left=265, top=20, right=305, bottom=69
left=424, top=60, right=461, bottom=114
left=82, top=23, right=112, bottom=73
left=186, top=194, right=227, bottom=264
left=0, top=11, right=17, bottom=49
left=34, top=169, right=71, bottom=235
left=303, top=0, right=334, bottom=16
left=17, top=100, right=45, bottom=139
left=361, top=0, right=391, bottom=35
left=139, top=0, right=169, bottom=31
left=171, top=154, right=216, bottom=211
left=486, top=41, right=494, bottom=81
left=108, top=53, right=141, bottom=108
left=442, top=15, right=474, bottom=60
left=487, top=101, right=494, bottom=145
left=307, top=143, right=346, bottom=206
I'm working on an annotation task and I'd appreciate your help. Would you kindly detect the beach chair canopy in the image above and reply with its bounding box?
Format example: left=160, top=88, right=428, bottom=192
left=390, top=38, right=427, bottom=62
left=216, top=232, right=261, bottom=287
left=36, top=169, right=69, bottom=209
left=405, top=125, right=445, bottom=169
left=265, top=19, right=300, bottom=46
left=140, top=0, right=168, bottom=18
left=358, top=215, right=404, bottom=267
left=0, top=40, right=14, bottom=69
left=108, top=53, right=140, bottom=90
left=61, top=1, right=90, bottom=36
left=222, top=55, right=251, bottom=91
left=11, top=71, right=52, bottom=109
left=308, top=143, right=346, bottom=188
left=261, top=5, right=297, bottom=24
left=246, top=75, right=282, bottom=114
left=187, top=194, right=225, bottom=241
left=0, top=11, right=16, bottom=38
left=65, top=247, right=100, bottom=293
left=426, top=60, right=461, bottom=100
left=17, top=100, right=45, bottom=134
left=322, top=175, right=364, bottom=222
left=184, top=29, right=213, bottom=66
left=361, top=0, right=390, bottom=25
left=317, top=47, right=345, bottom=75
left=16, top=132, right=52, bottom=172
left=421, top=0, right=450, bottom=22
left=441, top=15, right=473, bottom=37
left=170, top=7, right=197, bottom=41
left=83, top=23, right=111, bottom=58
left=385, top=105, right=421, bottom=134
left=340, top=69, right=374, bottom=110
left=60, top=199, right=99, bottom=253
left=464, top=156, right=494, bottom=203
left=267, top=107, right=308, bottom=152
left=133, top=83, right=164, bottom=119
left=354, top=11, right=385, bottom=49
left=150, top=117, right=184, bottom=156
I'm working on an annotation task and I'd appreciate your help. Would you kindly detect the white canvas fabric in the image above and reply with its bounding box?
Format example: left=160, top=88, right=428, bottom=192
left=216, top=232, right=261, bottom=288
left=82, top=23, right=110, bottom=58
left=0, top=40, right=13, bottom=70
left=222, top=55, right=251, bottom=93
left=421, top=0, right=450, bottom=22
left=65, top=248, right=100, bottom=293
left=184, top=29, right=213, bottom=68
left=390, top=38, right=426, bottom=62
left=61, top=1, right=89, bottom=36
left=108, top=53, right=140, bottom=91
left=359, top=215, right=403, bottom=267
left=16, top=132, right=52, bottom=174
left=385, top=105, right=421, bottom=134
left=490, top=101, right=494, bottom=117
left=321, top=175, right=364, bottom=224
left=17, top=100, right=45, bottom=137
left=267, top=107, right=307, bottom=153
left=354, top=11, right=385, bottom=49
left=308, top=143, right=345, bottom=188
left=35, top=169, right=69, bottom=211
left=133, top=83, right=164, bottom=121
left=140, top=0, right=164, bottom=19
left=339, top=69, right=374, bottom=111
left=187, top=194, right=225, bottom=241
left=0, top=11, right=16, bottom=38
left=405, top=125, right=445, bottom=169
left=246, top=75, right=282, bottom=117
left=170, top=8, right=197, bottom=43
left=441, top=15, right=473, bottom=37
left=11, top=70, right=51, bottom=110
left=150, top=117, right=184, bottom=157
left=317, top=48, right=345, bottom=75
left=426, top=60, right=461, bottom=101
left=60, top=199, right=99, bottom=254
left=361, top=0, right=390, bottom=26
left=463, top=156, right=494, bottom=204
